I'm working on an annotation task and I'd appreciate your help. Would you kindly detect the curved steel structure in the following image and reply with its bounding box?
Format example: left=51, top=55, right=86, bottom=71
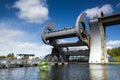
left=41, top=13, right=89, bottom=62
left=41, top=11, right=120, bottom=63
left=42, top=13, right=89, bottom=46
left=42, top=22, right=55, bottom=44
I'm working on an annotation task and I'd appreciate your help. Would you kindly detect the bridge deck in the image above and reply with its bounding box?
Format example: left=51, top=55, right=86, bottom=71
left=57, top=41, right=87, bottom=47
left=65, top=50, right=89, bottom=56
left=101, top=13, right=120, bottom=26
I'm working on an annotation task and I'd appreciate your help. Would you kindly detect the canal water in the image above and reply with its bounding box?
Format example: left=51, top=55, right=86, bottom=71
left=0, top=63, right=120, bottom=80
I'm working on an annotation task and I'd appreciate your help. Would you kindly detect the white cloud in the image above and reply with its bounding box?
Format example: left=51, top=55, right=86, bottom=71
left=85, top=4, right=113, bottom=17
left=0, top=22, right=52, bottom=57
left=0, top=28, right=24, bottom=40
left=57, top=39, right=88, bottom=50
left=116, top=3, right=120, bottom=8
left=13, top=0, right=49, bottom=24
left=69, top=46, right=88, bottom=51
left=57, top=39, right=68, bottom=43
left=0, top=40, right=52, bottom=57
left=1, top=41, right=52, bottom=57
left=106, top=40, right=120, bottom=49
left=107, top=40, right=120, bottom=46
left=107, top=46, right=112, bottom=49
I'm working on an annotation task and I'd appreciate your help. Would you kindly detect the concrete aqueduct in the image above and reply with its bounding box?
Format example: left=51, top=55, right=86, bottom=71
left=42, top=12, right=120, bottom=64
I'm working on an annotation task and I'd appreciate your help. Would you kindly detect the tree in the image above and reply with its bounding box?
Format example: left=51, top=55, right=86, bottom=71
left=107, top=47, right=120, bottom=57
left=7, top=53, right=14, bottom=57
left=7, top=53, right=14, bottom=60
left=0, top=56, right=6, bottom=59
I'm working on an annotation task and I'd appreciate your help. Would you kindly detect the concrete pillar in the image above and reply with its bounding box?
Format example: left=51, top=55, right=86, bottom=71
left=89, top=12, right=108, bottom=63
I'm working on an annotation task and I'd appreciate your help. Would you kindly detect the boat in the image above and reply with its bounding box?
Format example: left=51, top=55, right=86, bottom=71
left=38, top=60, right=50, bottom=71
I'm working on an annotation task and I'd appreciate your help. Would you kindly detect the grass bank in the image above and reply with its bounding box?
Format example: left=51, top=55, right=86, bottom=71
left=105, top=56, right=120, bottom=64
left=113, top=56, right=120, bottom=62
left=106, top=62, right=120, bottom=64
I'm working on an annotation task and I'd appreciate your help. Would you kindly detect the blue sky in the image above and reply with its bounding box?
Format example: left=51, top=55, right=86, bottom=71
left=0, top=0, right=120, bottom=57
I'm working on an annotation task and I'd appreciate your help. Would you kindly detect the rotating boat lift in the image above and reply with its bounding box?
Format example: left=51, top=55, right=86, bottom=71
left=42, top=12, right=120, bottom=63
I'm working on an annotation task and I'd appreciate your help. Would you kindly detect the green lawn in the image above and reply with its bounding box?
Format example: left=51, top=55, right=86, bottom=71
left=113, top=56, right=120, bottom=62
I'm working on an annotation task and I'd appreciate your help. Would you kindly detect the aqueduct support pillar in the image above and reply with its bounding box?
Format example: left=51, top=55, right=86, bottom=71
left=89, top=12, right=108, bottom=63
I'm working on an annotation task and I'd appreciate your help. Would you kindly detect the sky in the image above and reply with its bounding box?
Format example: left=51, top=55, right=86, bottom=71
left=0, top=0, right=120, bottom=57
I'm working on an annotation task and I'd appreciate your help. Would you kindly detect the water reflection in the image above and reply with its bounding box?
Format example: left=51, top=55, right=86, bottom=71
left=89, top=64, right=108, bottom=80
left=0, top=67, right=38, bottom=80
left=38, top=64, right=90, bottom=80
left=0, top=64, right=120, bottom=80
left=38, top=70, right=49, bottom=80
left=38, top=65, right=68, bottom=80
left=50, top=65, right=68, bottom=80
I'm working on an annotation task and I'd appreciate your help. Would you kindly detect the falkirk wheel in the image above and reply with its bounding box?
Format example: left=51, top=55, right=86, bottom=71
left=42, top=12, right=120, bottom=64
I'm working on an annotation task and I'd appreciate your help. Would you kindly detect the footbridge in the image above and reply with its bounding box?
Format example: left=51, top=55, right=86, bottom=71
left=41, top=12, right=120, bottom=63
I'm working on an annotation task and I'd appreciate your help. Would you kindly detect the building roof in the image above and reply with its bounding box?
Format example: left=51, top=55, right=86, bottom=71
left=17, top=54, right=35, bottom=56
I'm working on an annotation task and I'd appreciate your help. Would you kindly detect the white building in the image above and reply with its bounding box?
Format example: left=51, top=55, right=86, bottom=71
left=16, top=54, right=35, bottom=60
